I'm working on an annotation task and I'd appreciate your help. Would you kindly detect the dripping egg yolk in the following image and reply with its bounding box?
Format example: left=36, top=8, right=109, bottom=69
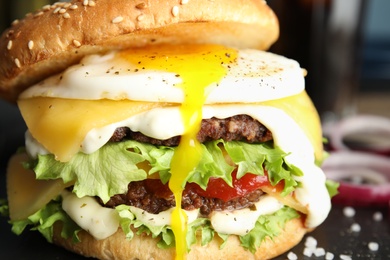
left=120, top=44, right=237, bottom=259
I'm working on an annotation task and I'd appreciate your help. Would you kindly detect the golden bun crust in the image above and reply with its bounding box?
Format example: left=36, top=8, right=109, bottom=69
left=53, top=217, right=306, bottom=260
left=0, top=0, right=279, bottom=102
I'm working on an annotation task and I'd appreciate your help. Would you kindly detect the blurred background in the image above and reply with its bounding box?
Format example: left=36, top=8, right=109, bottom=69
left=267, top=0, right=390, bottom=122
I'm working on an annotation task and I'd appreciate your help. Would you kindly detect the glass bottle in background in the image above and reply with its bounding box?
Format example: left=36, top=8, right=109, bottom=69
left=268, top=0, right=367, bottom=122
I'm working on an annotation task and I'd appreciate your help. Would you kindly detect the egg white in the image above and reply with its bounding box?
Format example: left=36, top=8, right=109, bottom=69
left=19, top=49, right=305, bottom=103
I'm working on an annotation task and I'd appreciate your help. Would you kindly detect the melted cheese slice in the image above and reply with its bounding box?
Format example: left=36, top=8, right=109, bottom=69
left=6, top=153, right=71, bottom=221
left=19, top=92, right=323, bottom=163
left=18, top=98, right=166, bottom=162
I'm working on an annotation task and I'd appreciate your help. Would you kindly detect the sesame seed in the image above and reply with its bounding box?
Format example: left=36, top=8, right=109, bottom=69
left=59, top=8, right=66, bottom=14
left=64, top=3, right=71, bottom=8
left=137, top=14, right=145, bottom=21
left=136, top=2, right=147, bottom=9
left=112, top=16, right=124, bottom=24
left=73, top=40, right=81, bottom=47
left=6, top=30, right=14, bottom=38
left=181, top=0, right=189, bottom=4
left=15, top=58, right=21, bottom=68
left=34, top=11, right=44, bottom=17
left=83, top=0, right=88, bottom=6
left=172, top=6, right=179, bottom=17
left=11, top=19, right=19, bottom=26
left=70, top=4, right=78, bottom=10
left=54, top=2, right=65, bottom=7
left=63, top=13, right=70, bottom=19
left=42, top=5, right=51, bottom=11
left=89, top=1, right=96, bottom=6
left=53, top=7, right=61, bottom=14
left=28, top=40, right=34, bottom=50
left=7, top=40, right=12, bottom=50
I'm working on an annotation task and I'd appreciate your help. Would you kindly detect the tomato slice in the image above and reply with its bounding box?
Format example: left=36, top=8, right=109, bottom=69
left=186, top=171, right=270, bottom=202
left=144, top=171, right=277, bottom=202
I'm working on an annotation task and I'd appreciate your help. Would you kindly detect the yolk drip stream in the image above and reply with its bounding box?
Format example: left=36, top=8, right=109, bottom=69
left=120, top=44, right=237, bottom=260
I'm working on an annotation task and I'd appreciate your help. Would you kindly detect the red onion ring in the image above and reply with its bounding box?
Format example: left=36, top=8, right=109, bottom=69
left=323, top=115, right=390, bottom=154
left=322, top=151, right=390, bottom=207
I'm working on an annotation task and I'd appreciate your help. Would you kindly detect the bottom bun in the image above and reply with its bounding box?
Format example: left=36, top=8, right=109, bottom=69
left=53, top=217, right=307, bottom=260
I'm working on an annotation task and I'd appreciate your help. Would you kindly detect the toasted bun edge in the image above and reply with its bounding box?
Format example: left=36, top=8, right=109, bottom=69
left=0, top=0, right=279, bottom=102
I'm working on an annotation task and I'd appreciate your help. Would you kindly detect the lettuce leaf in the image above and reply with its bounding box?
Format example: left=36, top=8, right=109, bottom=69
left=0, top=199, right=9, bottom=217
left=224, top=141, right=302, bottom=196
left=30, top=140, right=302, bottom=203
left=326, top=179, right=340, bottom=198
left=10, top=197, right=81, bottom=243
left=186, top=140, right=235, bottom=189
left=33, top=141, right=157, bottom=202
left=240, top=206, right=300, bottom=253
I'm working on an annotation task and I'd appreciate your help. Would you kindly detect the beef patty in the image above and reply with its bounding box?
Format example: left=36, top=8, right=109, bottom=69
left=102, top=115, right=271, bottom=214
left=110, top=115, right=273, bottom=146
left=103, top=179, right=264, bottom=216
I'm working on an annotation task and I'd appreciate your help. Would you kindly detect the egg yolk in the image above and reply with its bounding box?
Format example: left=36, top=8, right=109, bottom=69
left=120, top=44, right=237, bottom=259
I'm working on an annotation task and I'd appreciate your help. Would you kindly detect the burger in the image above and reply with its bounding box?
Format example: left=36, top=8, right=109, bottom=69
left=0, top=0, right=337, bottom=259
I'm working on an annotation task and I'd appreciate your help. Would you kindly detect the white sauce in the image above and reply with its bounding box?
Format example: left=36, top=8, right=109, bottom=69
left=129, top=206, right=199, bottom=227
left=25, top=131, right=49, bottom=157
left=61, top=190, right=120, bottom=240
left=210, top=195, right=283, bottom=236
left=61, top=191, right=282, bottom=240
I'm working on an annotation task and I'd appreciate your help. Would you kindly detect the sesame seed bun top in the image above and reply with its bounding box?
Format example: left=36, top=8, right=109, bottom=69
left=0, top=0, right=279, bottom=103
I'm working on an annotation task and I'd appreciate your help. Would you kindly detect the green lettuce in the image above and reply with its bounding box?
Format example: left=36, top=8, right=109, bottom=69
left=0, top=199, right=9, bottom=217
left=326, top=179, right=340, bottom=198
left=13, top=139, right=305, bottom=253
left=29, top=140, right=302, bottom=203
left=240, top=206, right=299, bottom=253
left=10, top=197, right=81, bottom=243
